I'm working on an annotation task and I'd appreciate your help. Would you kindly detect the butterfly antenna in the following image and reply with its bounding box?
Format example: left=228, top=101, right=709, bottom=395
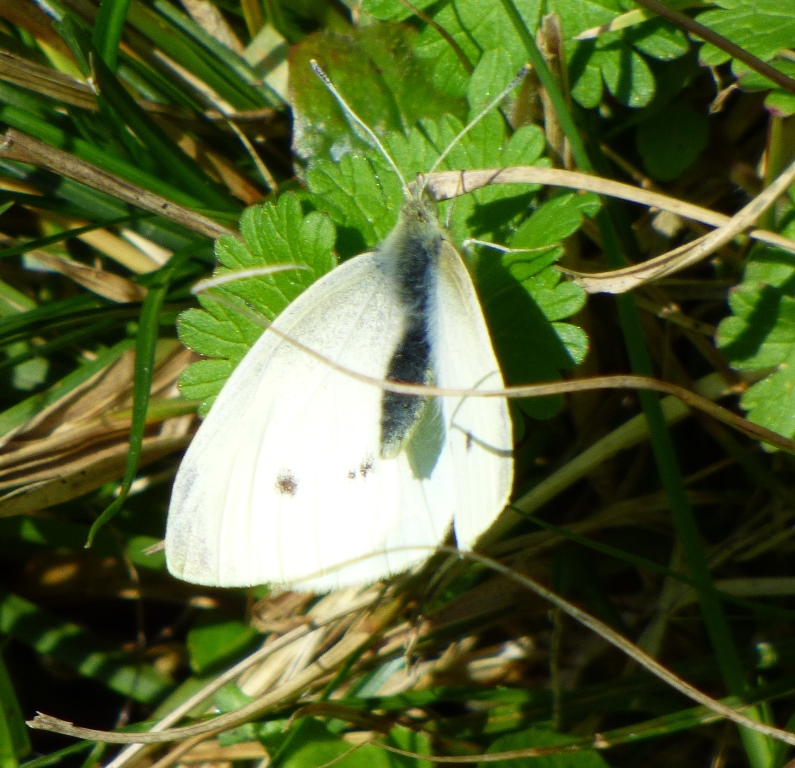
left=310, top=60, right=412, bottom=199
left=421, top=65, right=530, bottom=194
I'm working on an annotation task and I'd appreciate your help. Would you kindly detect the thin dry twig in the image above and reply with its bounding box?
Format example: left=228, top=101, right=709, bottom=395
left=0, top=130, right=234, bottom=240
left=425, top=166, right=795, bottom=255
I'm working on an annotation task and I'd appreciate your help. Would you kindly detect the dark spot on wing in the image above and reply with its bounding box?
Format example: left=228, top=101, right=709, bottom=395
left=346, top=455, right=376, bottom=481
left=466, top=433, right=473, bottom=451
left=275, top=471, right=298, bottom=496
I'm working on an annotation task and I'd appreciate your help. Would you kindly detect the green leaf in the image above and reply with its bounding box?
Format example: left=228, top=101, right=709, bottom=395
left=484, top=727, right=611, bottom=768
left=697, top=0, right=795, bottom=66
left=187, top=616, right=259, bottom=674
left=569, top=46, right=605, bottom=109
left=509, top=193, right=600, bottom=249
left=277, top=718, right=421, bottom=768
left=177, top=194, right=337, bottom=413
left=625, top=18, right=690, bottom=61
left=372, top=0, right=542, bottom=97
left=306, top=113, right=547, bottom=253
left=291, top=24, right=466, bottom=165
left=303, top=103, right=588, bottom=417
left=734, top=59, right=795, bottom=118
left=477, top=199, right=591, bottom=421
left=595, top=41, right=655, bottom=108
left=306, top=154, right=404, bottom=256
left=178, top=358, right=235, bottom=404
left=0, top=653, right=30, bottom=763
left=739, top=372, right=795, bottom=442
left=551, top=0, right=622, bottom=34
left=467, top=49, right=518, bottom=114
left=716, top=237, right=795, bottom=440
left=738, top=59, right=795, bottom=93
left=551, top=0, right=690, bottom=109
left=0, top=590, right=170, bottom=704
left=765, top=89, right=795, bottom=118
left=186, top=57, right=587, bottom=422
left=636, top=101, right=710, bottom=181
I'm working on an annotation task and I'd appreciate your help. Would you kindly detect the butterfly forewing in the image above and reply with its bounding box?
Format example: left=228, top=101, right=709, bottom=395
left=167, top=251, right=455, bottom=589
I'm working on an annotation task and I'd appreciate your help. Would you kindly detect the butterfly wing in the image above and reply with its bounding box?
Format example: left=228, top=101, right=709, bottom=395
left=166, top=253, right=453, bottom=590
left=432, top=240, right=513, bottom=549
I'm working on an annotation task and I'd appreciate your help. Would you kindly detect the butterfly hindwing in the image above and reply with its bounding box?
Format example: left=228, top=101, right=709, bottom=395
left=166, top=250, right=455, bottom=589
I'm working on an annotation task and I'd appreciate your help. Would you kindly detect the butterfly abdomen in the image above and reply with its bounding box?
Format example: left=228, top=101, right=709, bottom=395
left=379, top=196, right=444, bottom=459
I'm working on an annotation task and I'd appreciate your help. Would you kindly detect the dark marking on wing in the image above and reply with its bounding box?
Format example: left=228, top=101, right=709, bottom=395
left=346, top=456, right=376, bottom=481
left=466, top=433, right=473, bottom=452
left=275, top=471, right=298, bottom=496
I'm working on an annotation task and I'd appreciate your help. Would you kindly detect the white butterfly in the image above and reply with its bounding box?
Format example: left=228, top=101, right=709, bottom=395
left=165, top=65, right=517, bottom=591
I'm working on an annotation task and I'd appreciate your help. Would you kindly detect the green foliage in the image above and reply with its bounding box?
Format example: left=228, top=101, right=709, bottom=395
left=740, top=61, right=795, bottom=116
left=486, top=728, right=611, bottom=768
left=186, top=616, right=260, bottom=674
left=0, top=653, right=30, bottom=763
left=186, top=92, right=591, bottom=419
left=364, top=0, right=540, bottom=96
left=0, top=590, right=171, bottom=704
left=178, top=195, right=336, bottom=413
left=698, top=0, right=795, bottom=115
left=266, top=717, right=431, bottom=767
left=697, top=0, right=795, bottom=65
left=636, top=102, right=710, bottom=181
left=0, top=1, right=794, bottom=767
left=290, top=24, right=466, bottom=162
left=551, top=1, right=689, bottom=109
left=717, top=223, right=795, bottom=440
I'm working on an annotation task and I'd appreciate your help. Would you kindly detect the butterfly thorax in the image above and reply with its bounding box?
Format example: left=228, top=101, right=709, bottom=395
left=378, top=195, right=444, bottom=460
